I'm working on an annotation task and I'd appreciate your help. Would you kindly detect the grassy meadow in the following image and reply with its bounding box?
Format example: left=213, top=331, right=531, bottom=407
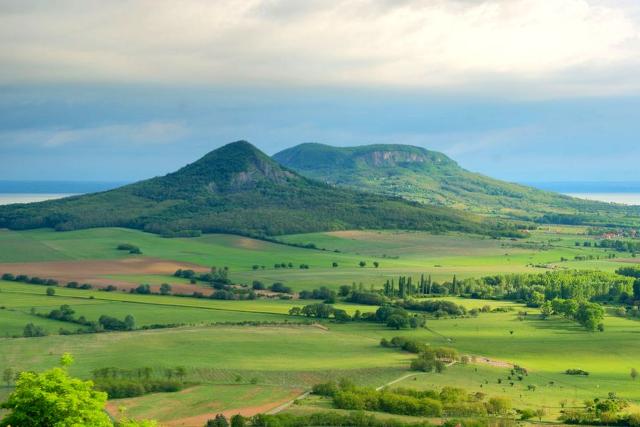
left=2, top=226, right=640, bottom=425
left=0, top=226, right=631, bottom=292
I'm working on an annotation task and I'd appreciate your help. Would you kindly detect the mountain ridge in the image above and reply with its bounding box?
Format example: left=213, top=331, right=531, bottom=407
left=273, top=143, right=640, bottom=226
left=0, top=141, right=515, bottom=237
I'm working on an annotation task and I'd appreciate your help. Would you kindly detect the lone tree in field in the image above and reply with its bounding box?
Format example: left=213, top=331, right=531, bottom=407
left=124, top=314, right=136, bottom=330
left=359, top=261, right=366, bottom=267
left=46, top=287, right=55, bottom=296
left=373, top=261, right=379, bottom=268
left=632, top=368, right=638, bottom=381
left=0, top=353, right=112, bottom=427
left=159, top=283, right=172, bottom=295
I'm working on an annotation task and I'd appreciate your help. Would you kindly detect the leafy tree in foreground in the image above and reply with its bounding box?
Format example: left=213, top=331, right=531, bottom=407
left=0, top=353, right=112, bottom=427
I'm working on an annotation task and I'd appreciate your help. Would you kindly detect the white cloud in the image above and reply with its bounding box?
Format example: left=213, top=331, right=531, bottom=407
left=0, top=0, right=639, bottom=96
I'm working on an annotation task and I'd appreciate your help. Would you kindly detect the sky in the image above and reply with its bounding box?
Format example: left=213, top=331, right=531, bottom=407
left=1, top=0, right=640, bottom=183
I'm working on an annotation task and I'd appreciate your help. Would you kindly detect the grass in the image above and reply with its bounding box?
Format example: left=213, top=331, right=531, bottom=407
left=2, top=226, right=640, bottom=425
left=0, top=325, right=411, bottom=378
left=0, top=227, right=626, bottom=292
left=108, top=384, right=300, bottom=424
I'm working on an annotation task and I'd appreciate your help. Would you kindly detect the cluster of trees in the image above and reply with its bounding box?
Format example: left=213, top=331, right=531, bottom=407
left=565, top=369, right=589, bottom=376
left=617, top=266, right=640, bottom=279
left=399, top=299, right=466, bottom=317
left=66, top=281, right=94, bottom=290
left=288, top=303, right=427, bottom=329
left=206, top=411, right=437, bottom=427
left=299, top=286, right=336, bottom=302
left=312, top=380, right=512, bottom=418
left=383, top=274, right=461, bottom=298
left=540, top=298, right=605, bottom=331
left=560, top=393, right=640, bottom=426
left=23, top=322, right=47, bottom=337
left=250, top=280, right=292, bottom=294
left=410, top=347, right=459, bottom=373
left=373, top=306, right=426, bottom=329
left=92, top=366, right=186, bottom=398
left=1, top=272, right=99, bottom=291
left=346, top=291, right=388, bottom=306
left=451, top=270, right=633, bottom=305
left=116, top=243, right=142, bottom=254
left=267, top=282, right=292, bottom=294
left=271, top=262, right=310, bottom=270
left=288, top=303, right=351, bottom=322
left=34, top=304, right=136, bottom=334
left=597, top=239, right=640, bottom=254
left=130, top=281, right=257, bottom=300
left=380, top=336, right=459, bottom=373
left=174, top=266, right=230, bottom=287
left=380, top=336, right=427, bottom=353
left=1, top=272, right=58, bottom=286
left=375, top=270, right=632, bottom=304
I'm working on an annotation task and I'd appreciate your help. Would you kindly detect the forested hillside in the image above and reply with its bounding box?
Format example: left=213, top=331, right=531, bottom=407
left=274, top=143, right=640, bottom=226
left=0, top=141, right=517, bottom=237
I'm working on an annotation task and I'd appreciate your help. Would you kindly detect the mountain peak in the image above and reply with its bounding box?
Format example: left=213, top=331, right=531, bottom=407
left=166, top=140, right=296, bottom=193
left=273, top=143, right=457, bottom=173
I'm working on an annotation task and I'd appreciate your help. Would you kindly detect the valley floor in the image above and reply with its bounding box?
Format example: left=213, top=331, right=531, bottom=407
left=1, top=226, right=639, bottom=425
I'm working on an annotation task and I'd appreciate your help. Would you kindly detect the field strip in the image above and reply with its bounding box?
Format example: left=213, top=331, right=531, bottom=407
left=0, top=288, right=290, bottom=317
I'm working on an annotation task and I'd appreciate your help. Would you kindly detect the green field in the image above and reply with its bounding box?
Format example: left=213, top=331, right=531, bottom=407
left=2, top=226, right=640, bottom=425
left=0, top=227, right=629, bottom=292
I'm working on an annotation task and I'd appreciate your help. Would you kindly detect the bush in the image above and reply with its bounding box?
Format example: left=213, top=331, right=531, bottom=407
left=269, top=282, right=292, bottom=294
left=23, top=323, right=47, bottom=337
left=312, top=381, right=338, bottom=397
left=565, top=369, right=589, bottom=376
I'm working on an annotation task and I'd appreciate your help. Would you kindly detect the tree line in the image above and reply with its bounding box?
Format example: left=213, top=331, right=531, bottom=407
left=311, top=379, right=513, bottom=418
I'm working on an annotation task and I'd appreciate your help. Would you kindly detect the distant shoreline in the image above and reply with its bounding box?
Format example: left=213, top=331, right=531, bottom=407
left=565, top=193, right=640, bottom=206
left=0, top=193, right=79, bottom=205
left=0, top=180, right=125, bottom=194
left=1, top=191, right=639, bottom=207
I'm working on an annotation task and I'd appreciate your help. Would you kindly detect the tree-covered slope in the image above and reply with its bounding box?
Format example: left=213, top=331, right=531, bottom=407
left=273, top=143, right=640, bottom=226
left=0, top=141, right=513, bottom=237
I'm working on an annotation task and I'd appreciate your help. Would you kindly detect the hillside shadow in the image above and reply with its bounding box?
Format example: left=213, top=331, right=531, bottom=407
left=519, top=316, right=587, bottom=334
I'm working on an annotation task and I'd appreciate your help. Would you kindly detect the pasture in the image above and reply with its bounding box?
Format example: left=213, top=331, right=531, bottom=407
left=0, top=227, right=628, bottom=293
left=2, top=226, right=639, bottom=425
left=3, top=286, right=640, bottom=423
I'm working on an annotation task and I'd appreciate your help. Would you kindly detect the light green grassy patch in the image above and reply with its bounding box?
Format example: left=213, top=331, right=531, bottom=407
left=109, top=384, right=298, bottom=423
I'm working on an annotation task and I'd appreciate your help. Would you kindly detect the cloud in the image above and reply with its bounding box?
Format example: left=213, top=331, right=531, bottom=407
left=0, top=121, right=188, bottom=149
left=0, top=0, right=639, bottom=96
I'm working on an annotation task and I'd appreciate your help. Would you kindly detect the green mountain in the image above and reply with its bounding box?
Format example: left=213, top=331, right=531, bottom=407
left=0, top=141, right=513, bottom=237
left=273, top=143, right=640, bottom=226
